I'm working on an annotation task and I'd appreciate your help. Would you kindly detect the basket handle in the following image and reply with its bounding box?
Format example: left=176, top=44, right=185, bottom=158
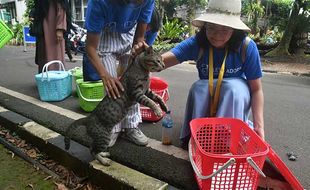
left=42, top=60, right=66, bottom=72
left=246, top=157, right=266, bottom=177
left=188, top=139, right=236, bottom=180
left=68, top=67, right=81, bottom=75
left=41, top=60, right=66, bottom=81
left=76, top=82, right=104, bottom=102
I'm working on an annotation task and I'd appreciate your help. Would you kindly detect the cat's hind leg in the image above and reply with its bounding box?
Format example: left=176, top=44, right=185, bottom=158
left=64, top=118, right=87, bottom=150
left=94, top=152, right=111, bottom=166
left=87, top=119, right=113, bottom=166
left=90, top=139, right=112, bottom=166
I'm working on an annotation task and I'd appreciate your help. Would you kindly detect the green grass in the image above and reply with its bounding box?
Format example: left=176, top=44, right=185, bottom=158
left=0, top=144, right=56, bottom=190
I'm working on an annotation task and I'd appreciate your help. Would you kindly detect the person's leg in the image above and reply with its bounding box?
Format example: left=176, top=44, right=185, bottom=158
left=180, top=80, right=210, bottom=148
left=116, top=54, right=147, bottom=146
left=65, top=37, right=75, bottom=62
left=100, top=27, right=137, bottom=146
left=121, top=104, right=147, bottom=146
left=216, top=78, right=251, bottom=121
left=36, top=36, right=47, bottom=73
left=180, top=78, right=251, bottom=148
left=100, top=54, right=123, bottom=147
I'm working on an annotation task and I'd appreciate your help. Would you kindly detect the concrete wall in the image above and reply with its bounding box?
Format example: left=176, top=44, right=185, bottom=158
left=15, top=0, right=26, bottom=23
left=0, top=0, right=26, bottom=24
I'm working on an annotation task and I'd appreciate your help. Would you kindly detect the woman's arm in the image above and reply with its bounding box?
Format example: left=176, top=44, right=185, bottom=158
left=248, top=78, right=265, bottom=140
left=161, top=51, right=180, bottom=69
left=55, top=1, right=67, bottom=43
left=86, top=33, right=124, bottom=99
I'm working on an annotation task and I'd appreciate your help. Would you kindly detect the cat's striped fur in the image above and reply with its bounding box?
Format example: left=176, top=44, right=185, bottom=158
left=64, top=47, right=168, bottom=166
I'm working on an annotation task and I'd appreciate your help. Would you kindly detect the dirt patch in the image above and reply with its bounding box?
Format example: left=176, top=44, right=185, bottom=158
left=261, top=55, right=310, bottom=75
left=0, top=126, right=101, bottom=190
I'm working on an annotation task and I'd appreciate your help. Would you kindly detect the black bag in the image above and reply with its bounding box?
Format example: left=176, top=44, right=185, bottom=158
left=29, top=21, right=43, bottom=37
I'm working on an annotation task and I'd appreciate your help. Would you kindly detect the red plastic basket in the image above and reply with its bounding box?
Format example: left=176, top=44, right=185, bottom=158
left=140, top=77, right=169, bottom=122
left=189, top=118, right=269, bottom=190
left=265, top=146, right=304, bottom=190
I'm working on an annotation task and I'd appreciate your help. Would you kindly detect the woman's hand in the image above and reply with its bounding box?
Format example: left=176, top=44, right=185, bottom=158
left=102, top=73, right=124, bottom=99
left=254, top=126, right=265, bottom=140
left=56, top=29, right=63, bottom=43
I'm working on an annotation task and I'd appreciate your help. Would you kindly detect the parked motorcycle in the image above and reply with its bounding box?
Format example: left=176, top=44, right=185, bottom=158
left=68, top=23, right=87, bottom=55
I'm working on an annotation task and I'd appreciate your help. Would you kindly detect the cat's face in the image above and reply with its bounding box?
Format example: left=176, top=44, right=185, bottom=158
left=138, top=47, right=165, bottom=72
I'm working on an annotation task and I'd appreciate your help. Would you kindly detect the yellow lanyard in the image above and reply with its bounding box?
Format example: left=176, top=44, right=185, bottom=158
left=208, top=47, right=228, bottom=117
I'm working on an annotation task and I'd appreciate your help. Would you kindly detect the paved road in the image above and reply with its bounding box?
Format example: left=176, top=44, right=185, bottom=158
left=0, top=46, right=309, bottom=189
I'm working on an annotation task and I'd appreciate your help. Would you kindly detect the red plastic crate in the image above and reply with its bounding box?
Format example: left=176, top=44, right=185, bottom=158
left=140, top=77, right=169, bottom=122
left=189, top=118, right=269, bottom=190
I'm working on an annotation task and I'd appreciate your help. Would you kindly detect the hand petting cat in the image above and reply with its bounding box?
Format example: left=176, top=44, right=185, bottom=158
left=131, top=41, right=149, bottom=58
left=105, top=40, right=148, bottom=99
left=102, top=73, right=124, bottom=99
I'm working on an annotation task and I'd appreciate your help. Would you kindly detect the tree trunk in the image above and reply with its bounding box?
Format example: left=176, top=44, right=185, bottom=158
left=294, top=32, right=308, bottom=55
left=266, top=0, right=300, bottom=56
left=187, top=0, right=196, bottom=35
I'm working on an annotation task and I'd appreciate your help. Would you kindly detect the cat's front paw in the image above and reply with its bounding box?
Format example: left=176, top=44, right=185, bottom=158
left=94, top=152, right=111, bottom=166
left=153, top=107, right=163, bottom=117
left=161, top=102, right=169, bottom=113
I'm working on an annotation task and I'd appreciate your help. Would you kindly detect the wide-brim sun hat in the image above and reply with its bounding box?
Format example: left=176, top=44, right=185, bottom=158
left=192, top=0, right=251, bottom=32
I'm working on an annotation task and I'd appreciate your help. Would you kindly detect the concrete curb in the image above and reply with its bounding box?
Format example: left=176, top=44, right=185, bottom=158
left=0, top=106, right=169, bottom=190
left=262, top=69, right=310, bottom=77
left=184, top=61, right=310, bottom=77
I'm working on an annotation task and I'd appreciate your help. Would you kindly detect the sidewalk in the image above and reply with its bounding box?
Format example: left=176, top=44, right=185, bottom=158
left=0, top=105, right=170, bottom=190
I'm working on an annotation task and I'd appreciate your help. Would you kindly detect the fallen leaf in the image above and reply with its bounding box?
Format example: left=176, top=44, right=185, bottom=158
left=27, top=183, right=34, bottom=189
left=8, top=151, right=15, bottom=158
left=44, top=176, right=52, bottom=181
left=17, top=140, right=26, bottom=148
left=86, top=183, right=93, bottom=190
left=54, top=182, right=69, bottom=190
left=33, top=164, right=40, bottom=171
left=8, top=138, right=15, bottom=143
left=26, top=149, right=37, bottom=158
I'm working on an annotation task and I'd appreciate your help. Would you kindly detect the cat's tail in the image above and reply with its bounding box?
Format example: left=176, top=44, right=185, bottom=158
left=64, top=125, right=72, bottom=150
left=64, top=119, right=81, bottom=150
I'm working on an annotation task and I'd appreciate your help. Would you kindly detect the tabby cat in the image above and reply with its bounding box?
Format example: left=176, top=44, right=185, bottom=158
left=64, top=47, right=168, bottom=166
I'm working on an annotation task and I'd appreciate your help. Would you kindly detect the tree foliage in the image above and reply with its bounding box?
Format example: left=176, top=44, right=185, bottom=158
left=156, top=0, right=206, bottom=35
left=24, top=0, right=35, bottom=19
left=266, top=0, right=294, bottom=31
left=266, top=0, right=309, bottom=56
left=243, top=1, right=265, bottom=33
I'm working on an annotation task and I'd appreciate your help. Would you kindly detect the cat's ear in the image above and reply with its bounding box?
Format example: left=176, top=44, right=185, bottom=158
left=145, top=46, right=154, bottom=54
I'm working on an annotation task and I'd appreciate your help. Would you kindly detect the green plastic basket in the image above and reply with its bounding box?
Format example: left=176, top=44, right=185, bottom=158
left=76, top=79, right=105, bottom=112
left=69, top=67, right=83, bottom=81
left=0, top=20, right=14, bottom=48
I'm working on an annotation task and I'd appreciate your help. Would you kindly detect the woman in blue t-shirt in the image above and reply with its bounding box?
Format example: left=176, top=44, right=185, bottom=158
left=85, top=0, right=154, bottom=148
left=161, top=0, right=265, bottom=149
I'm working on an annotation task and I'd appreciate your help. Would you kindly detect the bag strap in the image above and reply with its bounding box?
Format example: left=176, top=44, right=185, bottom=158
left=197, top=36, right=251, bottom=65
left=197, top=47, right=204, bottom=63
left=241, top=36, right=251, bottom=64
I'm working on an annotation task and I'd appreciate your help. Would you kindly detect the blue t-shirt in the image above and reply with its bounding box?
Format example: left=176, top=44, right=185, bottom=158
left=85, top=0, right=154, bottom=33
left=145, top=30, right=158, bottom=46
left=171, top=36, right=262, bottom=80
